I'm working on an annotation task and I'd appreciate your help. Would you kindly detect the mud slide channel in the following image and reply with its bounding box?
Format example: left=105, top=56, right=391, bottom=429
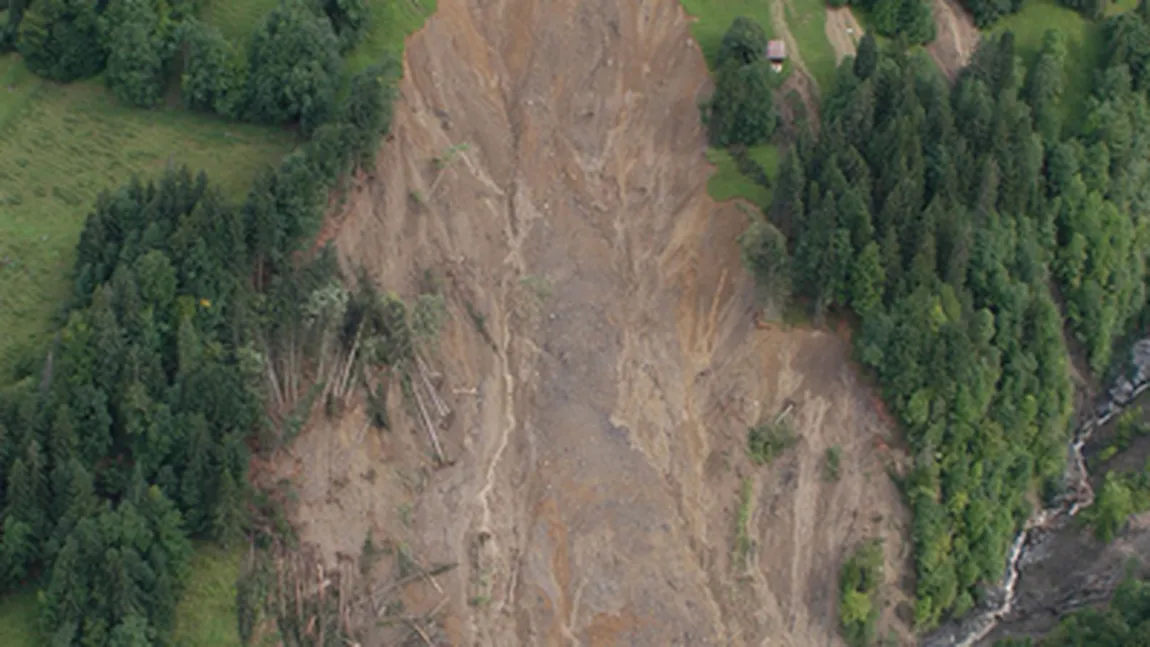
left=270, top=0, right=915, bottom=645
left=922, top=340, right=1150, bottom=647
left=927, top=0, right=980, bottom=80
left=825, top=7, right=863, bottom=64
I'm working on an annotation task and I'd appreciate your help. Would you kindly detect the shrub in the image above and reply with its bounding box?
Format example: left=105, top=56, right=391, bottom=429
left=747, top=419, right=796, bottom=465
left=840, top=539, right=884, bottom=646
left=824, top=446, right=842, bottom=481
left=717, top=15, right=768, bottom=67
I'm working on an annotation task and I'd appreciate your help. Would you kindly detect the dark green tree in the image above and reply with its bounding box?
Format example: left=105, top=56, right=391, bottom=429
left=705, top=58, right=779, bottom=147
left=854, top=32, right=879, bottom=80
left=18, top=0, right=107, bottom=82
left=245, top=0, right=343, bottom=132
left=181, top=20, right=248, bottom=118
left=103, top=0, right=166, bottom=108
left=717, top=16, right=768, bottom=67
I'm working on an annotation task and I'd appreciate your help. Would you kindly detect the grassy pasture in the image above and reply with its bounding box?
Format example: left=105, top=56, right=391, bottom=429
left=172, top=545, right=245, bottom=647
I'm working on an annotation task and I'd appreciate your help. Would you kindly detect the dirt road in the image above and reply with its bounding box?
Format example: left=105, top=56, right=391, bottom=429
left=928, top=0, right=980, bottom=80
left=772, top=0, right=822, bottom=119
left=273, top=1, right=914, bottom=644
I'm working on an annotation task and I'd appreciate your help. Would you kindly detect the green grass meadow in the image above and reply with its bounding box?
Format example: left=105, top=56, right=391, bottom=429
left=201, top=0, right=283, bottom=42
left=786, top=0, right=837, bottom=91
left=171, top=545, right=245, bottom=647
left=348, top=0, right=438, bottom=75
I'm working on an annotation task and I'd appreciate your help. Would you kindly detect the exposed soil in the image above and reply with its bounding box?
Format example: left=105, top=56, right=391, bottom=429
left=271, top=1, right=913, bottom=645
left=824, top=7, right=863, bottom=64
left=927, top=0, right=980, bottom=80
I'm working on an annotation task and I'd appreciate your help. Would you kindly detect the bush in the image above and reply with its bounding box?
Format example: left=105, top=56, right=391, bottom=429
left=18, top=0, right=107, bottom=82
left=824, top=446, right=842, bottom=481
left=747, top=419, right=796, bottom=465
left=717, top=15, right=768, bottom=67
left=840, top=539, right=884, bottom=646
left=245, top=0, right=343, bottom=133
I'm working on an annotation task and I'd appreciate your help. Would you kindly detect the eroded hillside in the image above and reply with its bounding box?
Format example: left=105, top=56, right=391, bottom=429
left=270, top=1, right=913, bottom=644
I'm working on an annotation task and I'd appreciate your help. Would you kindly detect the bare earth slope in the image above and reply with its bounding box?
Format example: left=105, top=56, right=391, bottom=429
left=273, top=1, right=913, bottom=644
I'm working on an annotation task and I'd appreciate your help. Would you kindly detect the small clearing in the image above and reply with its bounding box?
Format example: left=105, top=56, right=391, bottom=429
left=927, top=0, right=980, bottom=80
left=825, top=6, right=864, bottom=64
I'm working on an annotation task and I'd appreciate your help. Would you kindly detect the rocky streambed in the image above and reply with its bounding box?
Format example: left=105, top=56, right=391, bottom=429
left=922, top=339, right=1150, bottom=647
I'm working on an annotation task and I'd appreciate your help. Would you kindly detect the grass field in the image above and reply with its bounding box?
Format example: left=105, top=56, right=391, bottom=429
left=202, top=0, right=282, bottom=42
left=348, top=0, right=438, bottom=75
left=172, top=545, right=245, bottom=647
left=0, top=70, right=296, bottom=370
left=786, top=0, right=838, bottom=91
left=0, top=57, right=41, bottom=131
left=0, top=591, right=39, bottom=646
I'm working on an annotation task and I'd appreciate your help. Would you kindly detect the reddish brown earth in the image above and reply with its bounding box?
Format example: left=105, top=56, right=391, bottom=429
left=271, top=1, right=915, bottom=644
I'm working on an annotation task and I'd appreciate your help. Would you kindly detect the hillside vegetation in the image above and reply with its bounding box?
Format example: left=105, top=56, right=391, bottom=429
left=0, top=0, right=434, bottom=644
left=729, top=6, right=1150, bottom=634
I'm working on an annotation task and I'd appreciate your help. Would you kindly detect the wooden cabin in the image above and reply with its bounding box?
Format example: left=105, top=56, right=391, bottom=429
left=766, top=39, right=786, bottom=72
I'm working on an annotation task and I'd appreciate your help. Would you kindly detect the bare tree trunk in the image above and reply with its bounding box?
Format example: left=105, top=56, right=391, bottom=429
left=336, top=326, right=363, bottom=400
left=265, top=355, right=285, bottom=412
left=413, top=387, right=445, bottom=464
left=417, top=354, right=449, bottom=417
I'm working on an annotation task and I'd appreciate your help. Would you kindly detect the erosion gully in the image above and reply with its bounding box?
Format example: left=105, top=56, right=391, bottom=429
left=922, top=338, right=1150, bottom=647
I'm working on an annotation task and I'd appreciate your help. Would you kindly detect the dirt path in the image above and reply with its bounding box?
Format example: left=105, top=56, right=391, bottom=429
left=825, top=7, right=863, bottom=64
left=272, top=1, right=914, bottom=644
left=927, top=0, right=980, bottom=80
left=772, top=0, right=822, bottom=123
